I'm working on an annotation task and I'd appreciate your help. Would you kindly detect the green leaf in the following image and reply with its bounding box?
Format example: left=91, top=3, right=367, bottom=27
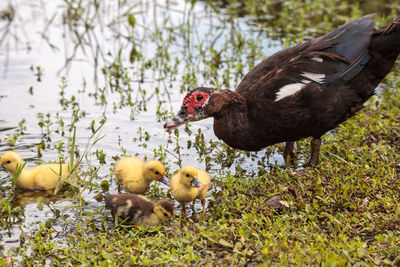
left=128, top=14, right=136, bottom=28
left=218, top=238, right=233, bottom=248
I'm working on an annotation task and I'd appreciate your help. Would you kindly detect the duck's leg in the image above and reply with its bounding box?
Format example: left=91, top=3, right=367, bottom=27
left=201, top=199, right=206, bottom=215
left=190, top=200, right=196, bottom=212
left=181, top=204, right=186, bottom=215
left=283, top=142, right=295, bottom=165
left=307, top=138, right=321, bottom=168
left=117, top=184, right=122, bottom=193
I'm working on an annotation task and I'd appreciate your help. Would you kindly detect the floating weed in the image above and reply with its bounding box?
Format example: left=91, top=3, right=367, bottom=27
left=29, top=65, right=43, bottom=82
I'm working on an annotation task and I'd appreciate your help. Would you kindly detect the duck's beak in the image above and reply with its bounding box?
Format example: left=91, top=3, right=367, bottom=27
left=0, top=165, right=5, bottom=172
left=191, top=178, right=201, bottom=188
left=159, top=177, right=169, bottom=185
left=164, top=106, right=193, bottom=132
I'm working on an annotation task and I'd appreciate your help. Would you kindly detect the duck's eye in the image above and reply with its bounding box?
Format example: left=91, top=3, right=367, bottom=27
left=154, top=171, right=160, bottom=175
left=163, top=212, right=168, bottom=217
left=196, top=94, right=203, bottom=101
left=185, top=173, right=190, bottom=178
left=6, top=160, right=11, bottom=164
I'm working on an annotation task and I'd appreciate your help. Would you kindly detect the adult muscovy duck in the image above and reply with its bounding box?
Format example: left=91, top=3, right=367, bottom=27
left=164, top=14, right=400, bottom=167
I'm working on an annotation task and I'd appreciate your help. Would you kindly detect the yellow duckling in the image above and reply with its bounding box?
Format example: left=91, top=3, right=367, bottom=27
left=0, top=151, right=75, bottom=191
left=169, top=165, right=211, bottom=215
left=114, top=156, right=168, bottom=194
left=105, top=193, right=174, bottom=226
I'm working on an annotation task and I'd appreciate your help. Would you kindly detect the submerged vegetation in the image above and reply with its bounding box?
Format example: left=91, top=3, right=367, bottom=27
left=0, top=0, right=399, bottom=265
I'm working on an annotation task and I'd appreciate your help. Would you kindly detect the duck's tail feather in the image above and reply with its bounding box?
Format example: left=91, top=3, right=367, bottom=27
left=349, top=15, right=400, bottom=99
left=368, top=15, right=400, bottom=81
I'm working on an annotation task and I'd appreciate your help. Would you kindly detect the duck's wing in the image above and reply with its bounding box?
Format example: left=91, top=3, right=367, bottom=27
left=125, top=197, right=154, bottom=223
left=235, top=14, right=375, bottom=103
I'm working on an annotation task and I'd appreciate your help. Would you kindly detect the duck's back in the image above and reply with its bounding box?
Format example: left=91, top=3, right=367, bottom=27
left=236, top=15, right=375, bottom=101
left=115, top=157, right=145, bottom=183
left=197, top=170, right=211, bottom=199
left=105, top=193, right=154, bottom=224
left=17, top=163, right=71, bottom=190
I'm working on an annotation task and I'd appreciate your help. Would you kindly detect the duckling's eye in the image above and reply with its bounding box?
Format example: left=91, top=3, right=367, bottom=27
left=6, top=160, right=11, bottom=164
left=185, top=173, right=190, bottom=178
left=163, top=212, right=168, bottom=217
left=196, top=94, right=203, bottom=101
left=154, top=171, right=160, bottom=175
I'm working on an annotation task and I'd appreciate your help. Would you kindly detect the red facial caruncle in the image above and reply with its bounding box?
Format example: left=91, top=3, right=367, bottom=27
left=182, top=91, right=209, bottom=115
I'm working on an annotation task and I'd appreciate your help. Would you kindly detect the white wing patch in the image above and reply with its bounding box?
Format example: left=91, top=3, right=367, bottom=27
left=275, top=57, right=325, bottom=102
left=311, top=56, right=323, bottom=62
left=302, top=72, right=325, bottom=83
left=275, top=83, right=305, bottom=101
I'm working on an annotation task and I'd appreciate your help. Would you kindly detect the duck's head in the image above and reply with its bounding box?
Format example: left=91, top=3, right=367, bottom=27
left=144, top=160, right=168, bottom=185
left=164, top=87, right=218, bottom=132
left=154, top=200, right=174, bottom=223
left=0, top=151, right=23, bottom=174
left=179, top=165, right=202, bottom=188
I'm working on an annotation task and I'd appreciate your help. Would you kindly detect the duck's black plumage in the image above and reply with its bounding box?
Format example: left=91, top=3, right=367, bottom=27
left=165, top=14, right=400, bottom=167
left=236, top=14, right=375, bottom=99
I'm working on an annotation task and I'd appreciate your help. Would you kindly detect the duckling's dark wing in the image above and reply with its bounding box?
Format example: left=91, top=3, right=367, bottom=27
left=235, top=14, right=375, bottom=102
left=129, top=196, right=154, bottom=218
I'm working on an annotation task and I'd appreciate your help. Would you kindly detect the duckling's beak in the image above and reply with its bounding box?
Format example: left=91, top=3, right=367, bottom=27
left=191, top=178, right=201, bottom=188
left=0, top=165, right=5, bottom=172
left=164, top=106, right=193, bottom=132
left=159, top=177, right=169, bottom=185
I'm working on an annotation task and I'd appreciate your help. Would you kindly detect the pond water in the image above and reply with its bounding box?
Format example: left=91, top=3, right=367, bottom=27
left=0, top=0, right=398, bottom=257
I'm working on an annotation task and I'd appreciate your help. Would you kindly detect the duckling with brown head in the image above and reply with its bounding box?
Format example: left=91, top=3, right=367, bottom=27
left=105, top=193, right=174, bottom=226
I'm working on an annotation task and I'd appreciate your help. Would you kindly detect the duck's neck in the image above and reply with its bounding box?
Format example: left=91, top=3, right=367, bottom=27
left=210, top=90, right=259, bottom=150
left=171, top=179, right=199, bottom=202
left=208, top=90, right=246, bottom=117
left=142, top=167, right=155, bottom=182
left=211, top=89, right=279, bottom=150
